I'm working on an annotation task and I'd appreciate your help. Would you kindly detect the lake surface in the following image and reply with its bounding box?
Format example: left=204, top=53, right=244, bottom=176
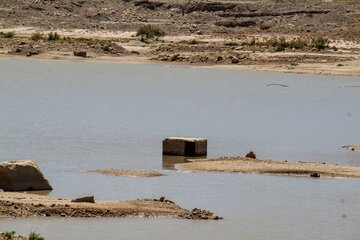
left=0, top=58, right=360, bottom=239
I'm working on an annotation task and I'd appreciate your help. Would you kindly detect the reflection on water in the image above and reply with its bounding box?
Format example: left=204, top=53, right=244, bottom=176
left=162, top=155, right=206, bottom=169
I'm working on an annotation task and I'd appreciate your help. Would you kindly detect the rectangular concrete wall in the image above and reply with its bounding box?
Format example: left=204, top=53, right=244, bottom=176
left=163, top=137, right=207, bottom=156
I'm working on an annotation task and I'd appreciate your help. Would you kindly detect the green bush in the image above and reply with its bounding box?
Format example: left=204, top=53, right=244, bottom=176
left=136, top=25, right=166, bottom=40
left=0, top=31, right=15, bottom=38
left=311, top=36, right=329, bottom=50
left=47, top=32, right=60, bottom=41
left=272, top=37, right=288, bottom=51
left=28, top=231, right=45, bottom=240
left=289, top=38, right=308, bottom=49
left=270, top=37, right=308, bottom=51
left=3, top=230, right=16, bottom=239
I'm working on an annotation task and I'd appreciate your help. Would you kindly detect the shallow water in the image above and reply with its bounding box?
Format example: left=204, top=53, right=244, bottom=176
left=0, top=58, right=360, bottom=239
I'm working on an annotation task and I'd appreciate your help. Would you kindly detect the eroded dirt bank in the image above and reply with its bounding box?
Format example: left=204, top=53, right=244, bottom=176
left=175, top=157, right=360, bottom=179
left=0, top=192, right=220, bottom=220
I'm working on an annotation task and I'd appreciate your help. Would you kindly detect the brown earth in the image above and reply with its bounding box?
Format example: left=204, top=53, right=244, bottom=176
left=1, top=0, right=360, bottom=76
left=81, top=169, right=165, bottom=177
left=0, top=192, right=221, bottom=220
left=175, top=156, right=360, bottom=179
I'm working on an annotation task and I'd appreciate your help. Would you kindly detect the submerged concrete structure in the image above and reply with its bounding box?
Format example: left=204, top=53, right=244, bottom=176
left=163, top=137, right=207, bottom=157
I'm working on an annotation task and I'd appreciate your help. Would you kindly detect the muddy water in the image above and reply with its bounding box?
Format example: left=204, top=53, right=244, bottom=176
left=0, top=58, right=360, bottom=239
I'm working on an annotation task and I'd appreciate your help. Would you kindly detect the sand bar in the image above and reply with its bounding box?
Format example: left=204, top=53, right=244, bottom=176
left=175, top=157, right=360, bottom=179
left=82, top=169, right=164, bottom=177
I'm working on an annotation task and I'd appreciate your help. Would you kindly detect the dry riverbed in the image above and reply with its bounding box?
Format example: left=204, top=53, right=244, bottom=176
left=175, top=157, right=360, bottom=179
left=0, top=192, right=220, bottom=220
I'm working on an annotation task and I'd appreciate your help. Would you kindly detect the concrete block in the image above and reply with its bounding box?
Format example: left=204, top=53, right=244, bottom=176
left=163, top=137, right=207, bottom=156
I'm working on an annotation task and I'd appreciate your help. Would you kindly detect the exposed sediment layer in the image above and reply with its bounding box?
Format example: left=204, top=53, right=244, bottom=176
left=175, top=157, right=360, bottom=179
left=81, top=169, right=165, bottom=177
left=0, top=192, right=220, bottom=220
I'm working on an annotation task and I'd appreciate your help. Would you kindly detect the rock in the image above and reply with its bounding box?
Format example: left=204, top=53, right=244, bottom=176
left=73, top=51, right=87, bottom=58
left=231, top=58, right=239, bottom=64
left=215, top=20, right=257, bottom=28
left=310, top=172, right=320, bottom=178
left=245, top=151, right=256, bottom=159
left=134, top=0, right=165, bottom=10
left=0, top=160, right=52, bottom=191
left=183, top=2, right=236, bottom=14
left=26, top=48, right=40, bottom=57
left=71, top=195, right=95, bottom=203
left=170, top=54, right=180, bottom=61
left=163, top=137, right=207, bottom=156
left=130, top=50, right=140, bottom=55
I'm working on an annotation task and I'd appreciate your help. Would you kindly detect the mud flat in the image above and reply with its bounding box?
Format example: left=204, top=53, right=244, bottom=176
left=175, top=157, right=360, bottom=179
left=82, top=169, right=164, bottom=177
left=0, top=192, right=220, bottom=220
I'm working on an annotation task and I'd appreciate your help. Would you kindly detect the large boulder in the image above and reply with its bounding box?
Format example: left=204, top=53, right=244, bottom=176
left=0, top=160, right=52, bottom=191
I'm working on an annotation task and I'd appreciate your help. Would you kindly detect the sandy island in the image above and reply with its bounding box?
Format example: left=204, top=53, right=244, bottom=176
left=0, top=191, right=220, bottom=220
left=175, top=157, right=360, bottom=179
left=82, top=169, right=165, bottom=177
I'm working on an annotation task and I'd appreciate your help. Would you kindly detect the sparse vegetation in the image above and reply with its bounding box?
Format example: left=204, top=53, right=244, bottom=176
left=3, top=230, right=16, bottom=240
left=0, top=31, right=15, bottom=38
left=47, top=32, right=60, bottom=41
left=267, top=37, right=308, bottom=51
left=30, top=32, right=43, bottom=41
left=136, top=25, right=166, bottom=40
left=102, top=43, right=114, bottom=52
left=311, top=36, right=330, bottom=50
left=59, top=37, right=113, bottom=46
left=28, top=231, right=45, bottom=240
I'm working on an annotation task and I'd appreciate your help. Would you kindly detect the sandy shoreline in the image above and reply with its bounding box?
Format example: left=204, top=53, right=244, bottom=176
left=0, top=191, right=220, bottom=220
left=175, top=157, right=360, bottom=179
left=1, top=53, right=360, bottom=77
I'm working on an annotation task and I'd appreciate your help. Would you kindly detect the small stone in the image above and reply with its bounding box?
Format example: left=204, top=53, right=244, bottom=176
left=73, top=51, right=87, bottom=58
left=245, top=151, right=256, bottom=159
left=231, top=58, right=239, bottom=64
left=71, top=196, right=95, bottom=203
